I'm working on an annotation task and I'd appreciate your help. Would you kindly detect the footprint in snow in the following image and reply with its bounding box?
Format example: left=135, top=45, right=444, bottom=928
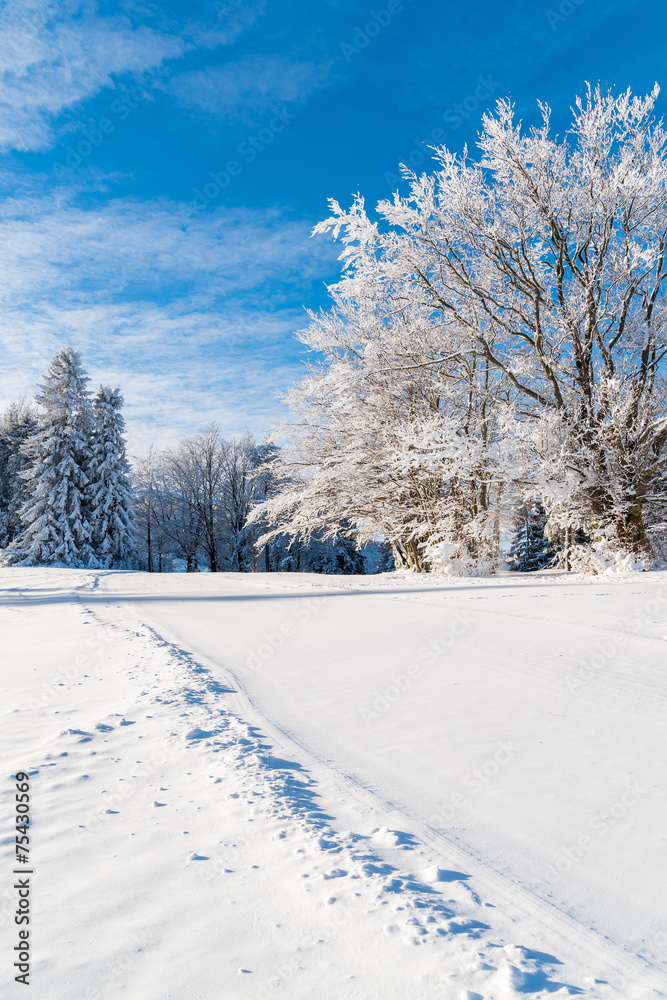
left=184, top=728, right=213, bottom=740
left=323, top=869, right=347, bottom=880
left=60, top=729, right=93, bottom=742
left=186, top=853, right=210, bottom=861
left=422, top=866, right=471, bottom=884
left=371, top=827, right=417, bottom=849
left=151, top=801, right=167, bottom=807
left=95, top=723, right=114, bottom=732
left=118, top=719, right=136, bottom=726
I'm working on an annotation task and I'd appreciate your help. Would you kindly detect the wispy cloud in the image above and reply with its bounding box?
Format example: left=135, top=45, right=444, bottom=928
left=0, top=189, right=338, bottom=451
left=182, top=0, right=268, bottom=51
left=0, top=1, right=187, bottom=151
left=170, top=55, right=331, bottom=122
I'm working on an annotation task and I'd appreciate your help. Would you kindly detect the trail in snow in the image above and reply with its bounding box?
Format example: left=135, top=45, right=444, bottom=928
left=1, top=567, right=666, bottom=1000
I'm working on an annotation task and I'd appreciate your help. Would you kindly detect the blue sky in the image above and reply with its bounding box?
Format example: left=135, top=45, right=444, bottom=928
left=1, top=0, right=665, bottom=455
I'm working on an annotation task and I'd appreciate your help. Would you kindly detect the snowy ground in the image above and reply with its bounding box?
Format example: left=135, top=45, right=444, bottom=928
left=1, top=567, right=666, bottom=1000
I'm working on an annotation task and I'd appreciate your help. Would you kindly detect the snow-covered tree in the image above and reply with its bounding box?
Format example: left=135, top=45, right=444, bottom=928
left=0, top=401, right=38, bottom=549
left=87, top=386, right=135, bottom=568
left=306, top=533, right=365, bottom=574
left=8, top=347, right=93, bottom=566
left=247, top=442, right=284, bottom=572
left=313, top=85, right=667, bottom=566
left=156, top=425, right=229, bottom=572
left=507, top=498, right=555, bottom=572
left=246, top=285, right=513, bottom=573
left=133, top=445, right=173, bottom=572
left=220, top=435, right=264, bottom=571
left=130, top=430, right=372, bottom=575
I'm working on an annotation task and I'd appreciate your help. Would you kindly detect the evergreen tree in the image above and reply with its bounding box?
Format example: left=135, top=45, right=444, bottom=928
left=300, top=531, right=366, bottom=575
left=365, top=541, right=395, bottom=574
left=87, top=386, right=135, bottom=567
left=507, top=498, right=555, bottom=572
left=0, top=428, right=10, bottom=549
left=0, top=402, right=38, bottom=548
left=8, top=347, right=93, bottom=567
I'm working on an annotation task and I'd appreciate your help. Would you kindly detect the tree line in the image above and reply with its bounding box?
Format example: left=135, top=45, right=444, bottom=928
left=0, top=348, right=381, bottom=574
left=132, top=430, right=373, bottom=573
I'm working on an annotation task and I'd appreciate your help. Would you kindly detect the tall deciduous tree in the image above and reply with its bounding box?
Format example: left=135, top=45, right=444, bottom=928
left=247, top=289, right=513, bottom=573
left=314, top=85, right=667, bottom=563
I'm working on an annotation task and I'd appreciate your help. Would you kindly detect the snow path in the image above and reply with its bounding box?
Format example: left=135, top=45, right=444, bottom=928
left=1, top=568, right=666, bottom=999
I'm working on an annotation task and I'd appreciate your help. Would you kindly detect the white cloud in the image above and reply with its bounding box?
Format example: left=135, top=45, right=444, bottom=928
left=0, top=191, right=339, bottom=453
left=182, top=0, right=268, bottom=51
left=0, top=0, right=272, bottom=152
left=170, top=55, right=331, bottom=122
left=0, top=2, right=187, bottom=151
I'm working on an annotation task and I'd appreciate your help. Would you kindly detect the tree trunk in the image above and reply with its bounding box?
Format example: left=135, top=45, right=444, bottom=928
left=393, top=539, right=422, bottom=572
left=616, top=503, right=650, bottom=554
left=147, top=518, right=153, bottom=573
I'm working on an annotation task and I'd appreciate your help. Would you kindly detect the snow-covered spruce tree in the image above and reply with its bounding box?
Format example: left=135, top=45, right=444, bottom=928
left=300, top=529, right=366, bottom=575
left=0, top=401, right=38, bottom=549
left=316, top=85, right=667, bottom=566
left=87, top=386, right=135, bottom=568
left=8, top=347, right=93, bottom=566
left=507, top=498, right=555, bottom=572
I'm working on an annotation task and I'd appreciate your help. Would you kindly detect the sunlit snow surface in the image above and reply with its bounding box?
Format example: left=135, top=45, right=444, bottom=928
left=1, top=567, right=666, bottom=999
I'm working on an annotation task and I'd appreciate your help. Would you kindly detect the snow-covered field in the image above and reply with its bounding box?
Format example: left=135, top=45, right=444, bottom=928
left=2, top=567, right=666, bottom=1000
